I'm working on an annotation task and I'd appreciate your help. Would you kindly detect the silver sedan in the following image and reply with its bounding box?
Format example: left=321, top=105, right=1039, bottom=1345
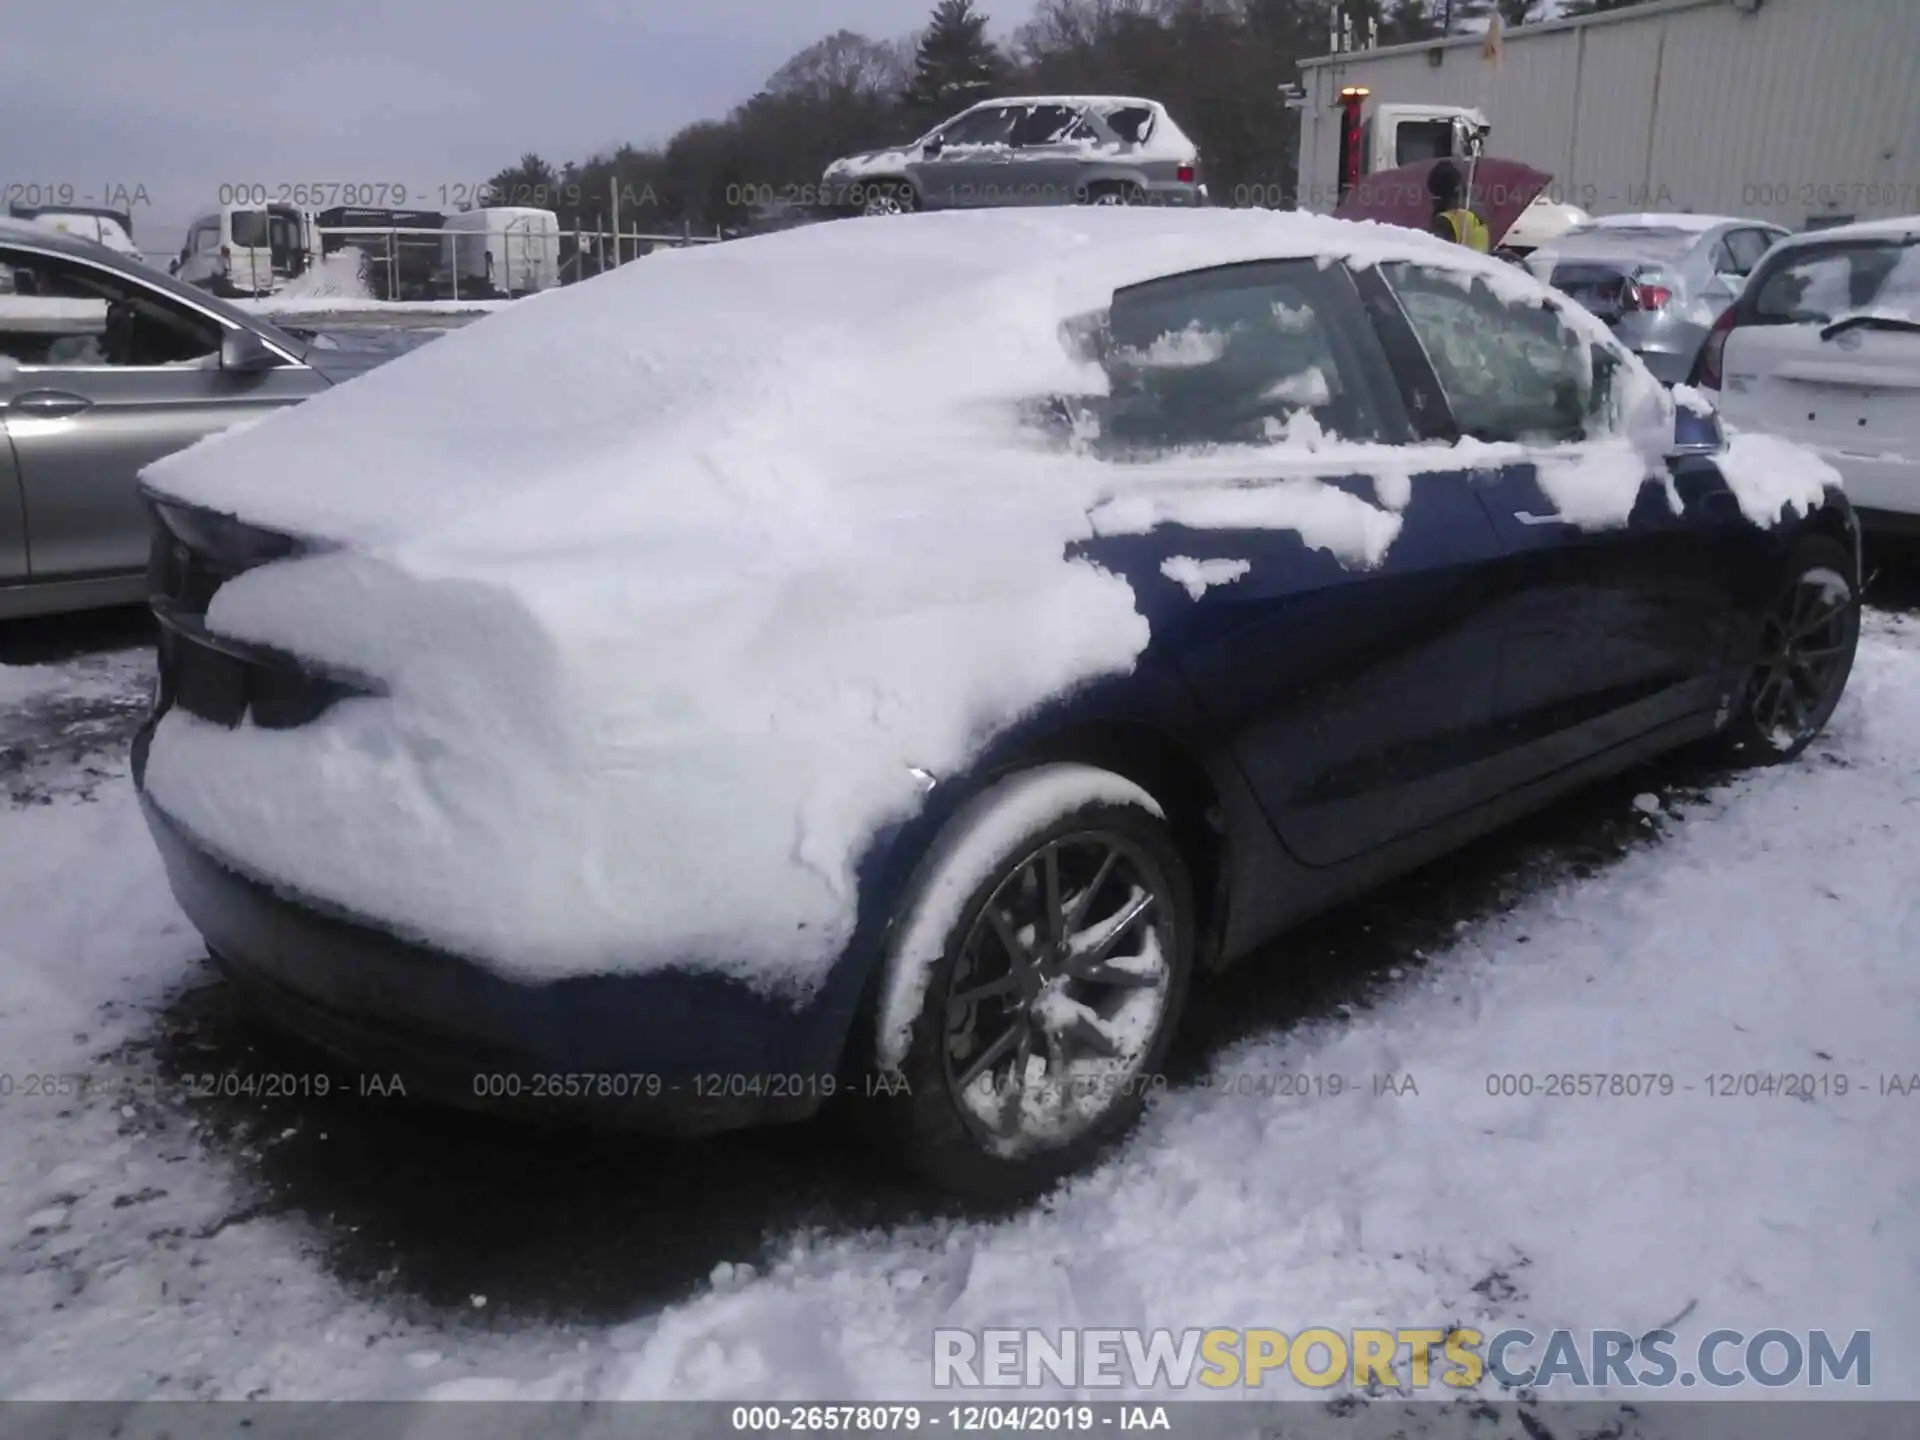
left=0, top=221, right=412, bottom=620
left=1527, top=214, right=1790, bottom=385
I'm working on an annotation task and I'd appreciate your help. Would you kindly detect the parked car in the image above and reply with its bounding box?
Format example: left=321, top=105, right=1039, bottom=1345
left=822, top=95, right=1205, bottom=216
left=1495, top=199, right=1592, bottom=265
left=1705, top=216, right=1920, bottom=532
left=0, top=220, right=399, bottom=620
left=1526, top=214, right=1790, bottom=385
left=8, top=204, right=147, bottom=268
left=133, top=209, right=1857, bottom=1201
left=172, top=204, right=320, bottom=297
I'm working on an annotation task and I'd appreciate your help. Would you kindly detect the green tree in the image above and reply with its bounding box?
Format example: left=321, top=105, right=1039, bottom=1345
left=903, top=0, right=1005, bottom=120
left=1382, top=0, right=1443, bottom=43
left=483, top=153, right=560, bottom=211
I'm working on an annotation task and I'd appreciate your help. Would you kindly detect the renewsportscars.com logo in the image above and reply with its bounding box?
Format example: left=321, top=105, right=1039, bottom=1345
left=931, top=1327, right=1872, bottom=1392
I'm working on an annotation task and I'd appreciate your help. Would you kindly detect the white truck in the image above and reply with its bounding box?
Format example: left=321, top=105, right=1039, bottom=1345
left=1294, top=0, right=1920, bottom=235
left=439, top=208, right=560, bottom=298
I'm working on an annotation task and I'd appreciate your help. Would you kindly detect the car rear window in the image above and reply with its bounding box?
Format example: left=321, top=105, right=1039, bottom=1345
left=1751, top=240, right=1920, bottom=324
left=230, top=210, right=270, bottom=248
left=1539, top=227, right=1702, bottom=266
left=1099, top=106, right=1155, bottom=144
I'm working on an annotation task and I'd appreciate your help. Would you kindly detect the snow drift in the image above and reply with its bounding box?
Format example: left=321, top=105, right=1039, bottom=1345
left=135, top=207, right=1820, bottom=997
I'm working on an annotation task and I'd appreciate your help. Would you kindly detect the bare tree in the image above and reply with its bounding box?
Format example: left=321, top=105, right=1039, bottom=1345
left=765, top=29, right=911, bottom=101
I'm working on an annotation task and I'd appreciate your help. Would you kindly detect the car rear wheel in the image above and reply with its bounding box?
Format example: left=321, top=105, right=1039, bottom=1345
left=859, top=182, right=917, bottom=217
left=1720, top=535, right=1860, bottom=763
left=1079, top=182, right=1146, bottom=207
left=873, top=765, right=1193, bottom=1201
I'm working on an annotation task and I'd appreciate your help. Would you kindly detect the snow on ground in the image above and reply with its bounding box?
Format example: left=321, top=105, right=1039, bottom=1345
left=0, top=606, right=1916, bottom=1413
left=270, top=247, right=376, bottom=302
left=236, top=297, right=514, bottom=318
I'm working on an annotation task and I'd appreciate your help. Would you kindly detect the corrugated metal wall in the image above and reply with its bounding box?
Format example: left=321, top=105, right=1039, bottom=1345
left=1298, top=0, right=1920, bottom=230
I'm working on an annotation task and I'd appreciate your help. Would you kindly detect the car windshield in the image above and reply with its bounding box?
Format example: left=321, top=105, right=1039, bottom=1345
left=1540, top=227, right=1703, bottom=266
left=1752, top=240, right=1920, bottom=324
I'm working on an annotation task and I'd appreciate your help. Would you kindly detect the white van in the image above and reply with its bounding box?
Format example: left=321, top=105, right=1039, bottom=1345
left=172, top=204, right=319, bottom=297
left=439, top=208, right=559, bottom=297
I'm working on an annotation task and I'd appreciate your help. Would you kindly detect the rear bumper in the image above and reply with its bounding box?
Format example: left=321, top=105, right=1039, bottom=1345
left=133, top=723, right=852, bottom=1134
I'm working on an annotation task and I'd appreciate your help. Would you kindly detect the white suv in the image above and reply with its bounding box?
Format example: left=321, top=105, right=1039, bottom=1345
left=1704, top=217, right=1920, bottom=530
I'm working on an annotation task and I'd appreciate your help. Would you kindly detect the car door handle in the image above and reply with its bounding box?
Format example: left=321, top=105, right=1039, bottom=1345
left=9, top=390, right=94, bottom=418
left=1513, top=509, right=1565, bottom=526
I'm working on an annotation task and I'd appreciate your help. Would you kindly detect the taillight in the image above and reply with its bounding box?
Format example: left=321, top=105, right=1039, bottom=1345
left=1623, top=282, right=1673, bottom=311
left=1698, top=305, right=1740, bottom=389
left=1176, top=164, right=1196, bottom=183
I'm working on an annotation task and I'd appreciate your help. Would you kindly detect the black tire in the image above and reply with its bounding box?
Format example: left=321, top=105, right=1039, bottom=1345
left=857, top=181, right=917, bottom=217
left=872, top=765, right=1194, bottom=1202
left=1718, top=534, right=1861, bottom=764
left=1079, top=182, right=1147, bottom=207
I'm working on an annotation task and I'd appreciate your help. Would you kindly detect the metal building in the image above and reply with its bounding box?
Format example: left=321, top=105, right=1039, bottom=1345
left=1295, top=0, right=1920, bottom=231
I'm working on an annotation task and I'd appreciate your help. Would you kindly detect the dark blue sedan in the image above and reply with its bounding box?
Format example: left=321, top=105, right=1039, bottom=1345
left=130, top=210, right=1860, bottom=1201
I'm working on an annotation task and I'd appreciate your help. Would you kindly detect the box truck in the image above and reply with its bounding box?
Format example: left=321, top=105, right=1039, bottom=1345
left=439, top=208, right=560, bottom=297
left=1294, top=0, right=1920, bottom=233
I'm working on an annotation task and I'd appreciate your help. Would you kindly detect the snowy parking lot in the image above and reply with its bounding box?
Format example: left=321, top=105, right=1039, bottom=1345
left=2, top=566, right=1918, bottom=1413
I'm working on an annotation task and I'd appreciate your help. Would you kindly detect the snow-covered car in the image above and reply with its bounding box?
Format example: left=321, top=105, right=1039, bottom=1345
left=8, top=203, right=149, bottom=268
left=1704, top=216, right=1920, bottom=531
left=1525, top=213, right=1790, bottom=385
left=822, top=96, right=1204, bottom=216
left=132, top=208, right=1859, bottom=1200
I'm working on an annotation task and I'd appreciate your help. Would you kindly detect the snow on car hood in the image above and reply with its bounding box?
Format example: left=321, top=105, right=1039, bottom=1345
left=133, top=208, right=1777, bottom=996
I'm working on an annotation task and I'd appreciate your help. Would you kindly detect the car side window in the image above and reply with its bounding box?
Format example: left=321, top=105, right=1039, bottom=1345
left=1726, top=229, right=1775, bottom=275
left=1378, top=262, right=1594, bottom=445
left=1011, top=105, right=1082, bottom=147
left=192, top=224, right=221, bottom=255
left=1046, top=261, right=1387, bottom=458
left=1099, top=106, right=1155, bottom=144
left=0, top=247, right=221, bottom=368
left=937, top=106, right=1018, bottom=147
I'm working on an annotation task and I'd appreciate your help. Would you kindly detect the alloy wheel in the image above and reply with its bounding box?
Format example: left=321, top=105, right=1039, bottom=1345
left=1748, top=565, right=1855, bottom=751
left=940, top=830, right=1175, bottom=1154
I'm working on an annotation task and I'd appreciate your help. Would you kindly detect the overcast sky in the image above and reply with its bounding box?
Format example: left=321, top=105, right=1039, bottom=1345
left=2, top=0, right=1040, bottom=253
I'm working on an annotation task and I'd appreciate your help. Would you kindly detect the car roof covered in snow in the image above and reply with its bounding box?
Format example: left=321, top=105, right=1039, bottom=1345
left=959, top=94, right=1164, bottom=111
left=0, top=215, right=111, bottom=257
left=1588, top=213, right=1754, bottom=233
left=139, top=206, right=1597, bottom=553
left=1767, top=215, right=1920, bottom=250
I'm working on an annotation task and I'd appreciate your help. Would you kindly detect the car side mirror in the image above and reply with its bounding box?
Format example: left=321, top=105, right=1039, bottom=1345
left=220, top=327, right=281, bottom=373
left=923, top=135, right=944, bottom=156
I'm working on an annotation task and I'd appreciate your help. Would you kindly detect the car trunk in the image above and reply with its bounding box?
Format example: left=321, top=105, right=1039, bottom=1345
left=1549, top=261, right=1639, bottom=325
left=1724, top=238, right=1920, bottom=513
left=1727, top=324, right=1920, bottom=512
